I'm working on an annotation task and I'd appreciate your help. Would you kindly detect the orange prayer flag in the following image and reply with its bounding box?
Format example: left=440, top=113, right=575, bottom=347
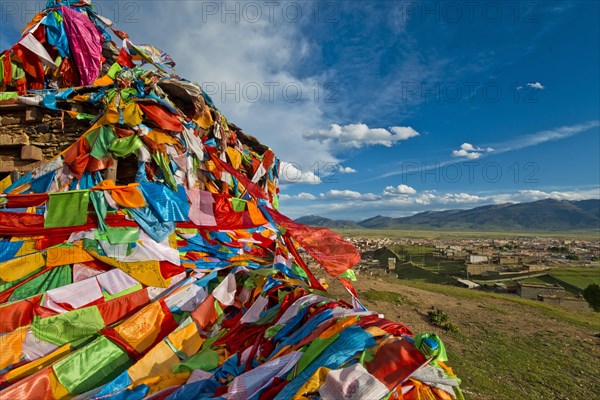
left=111, top=185, right=146, bottom=209
left=93, top=74, right=114, bottom=87
left=191, top=294, right=219, bottom=331
left=247, top=201, right=268, bottom=225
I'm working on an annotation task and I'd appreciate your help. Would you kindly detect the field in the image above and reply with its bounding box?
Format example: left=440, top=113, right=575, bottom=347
left=518, top=267, right=600, bottom=295
left=387, top=244, right=467, bottom=275
left=321, top=274, right=600, bottom=400
left=550, top=267, right=600, bottom=289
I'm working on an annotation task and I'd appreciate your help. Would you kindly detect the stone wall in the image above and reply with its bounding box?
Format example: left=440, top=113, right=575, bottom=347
left=0, top=104, right=90, bottom=174
left=517, top=283, right=566, bottom=299
left=465, top=263, right=499, bottom=276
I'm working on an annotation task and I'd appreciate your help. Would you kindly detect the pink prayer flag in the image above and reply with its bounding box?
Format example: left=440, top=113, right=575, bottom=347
left=61, top=6, right=103, bottom=86
left=188, top=188, right=217, bottom=226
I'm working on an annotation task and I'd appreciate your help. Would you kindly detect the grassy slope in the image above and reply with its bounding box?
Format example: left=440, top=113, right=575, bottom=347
left=328, top=275, right=600, bottom=400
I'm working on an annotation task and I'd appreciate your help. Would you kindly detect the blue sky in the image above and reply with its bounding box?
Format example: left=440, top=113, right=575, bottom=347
left=2, top=1, right=599, bottom=219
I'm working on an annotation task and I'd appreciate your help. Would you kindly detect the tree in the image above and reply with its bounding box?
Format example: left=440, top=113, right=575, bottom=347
left=583, top=283, right=600, bottom=312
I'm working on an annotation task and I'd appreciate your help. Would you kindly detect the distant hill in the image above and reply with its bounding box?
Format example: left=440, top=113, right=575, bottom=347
left=295, top=199, right=600, bottom=231
left=294, top=215, right=361, bottom=229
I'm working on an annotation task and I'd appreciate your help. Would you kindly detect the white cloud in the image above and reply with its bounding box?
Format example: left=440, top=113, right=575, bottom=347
left=279, top=162, right=322, bottom=185
left=296, top=192, right=318, bottom=200
left=383, top=184, right=417, bottom=196
left=337, top=166, right=357, bottom=174
left=452, top=143, right=494, bottom=159
left=492, top=189, right=600, bottom=203
left=431, top=192, right=485, bottom=204
left=304, top=123, right=420, bottom=149
left=495, top=121, right=600, bottom=153
left=120, top=1, right=338, bottom=171
left=526, top=82, right=545, bottom=90
left=280, top=192, right=317, bottom=201
left=320, top=190, right=380, bottom=201
left=390, top=191, right=484, bottom=206
left=389, top=126, right=421, bottom=140
left=320, top=187, right=484, bottom=206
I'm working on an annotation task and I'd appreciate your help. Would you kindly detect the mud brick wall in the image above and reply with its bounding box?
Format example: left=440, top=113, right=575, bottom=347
left=0, top=104, right=90, bottom=174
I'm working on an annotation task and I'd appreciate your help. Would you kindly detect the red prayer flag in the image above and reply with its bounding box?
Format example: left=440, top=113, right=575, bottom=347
left=266, top=207, right=361, bottom=277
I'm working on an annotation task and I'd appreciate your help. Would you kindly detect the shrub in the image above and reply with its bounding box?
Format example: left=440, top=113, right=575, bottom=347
left=427, top=307, right=460, bottom=332
left=583, top=283, right=600, bottom=312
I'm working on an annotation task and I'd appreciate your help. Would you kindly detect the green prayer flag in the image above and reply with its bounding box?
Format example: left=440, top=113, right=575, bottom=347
left=109, top=134, right=143, bottom=157
left=107, top=62, right=122, bottom=79
left=94, top=226, right=140, bottom=245
left=31, top=306, right=105, bottom=346
left=152, top=151, right=177, bottom=190
left=288, top=333, right=340, bottom=379
left=106, top=88, right=118, bottom=103
left=231, top=198, right=247, bottom=212
left=264, top=325, right=283, bottom=338
left=291, top=263, right=308, bottom=279
left=75, top=112, right=96, bottom=120
left=103, top=283, right=143, bottom=301
left=120, top=87, right=137, bottom=100
left=90, top=191, right=108, bottom=234
left=414, top=333, right=448, bottom=364
left=0, top=92, right=18, bottom=101
left=173, top=348, right=220, bottom=373
left=255, top=305, right=280, bottom=325
left=339, top=269, right=357, bottom=282
left=9, top=266, right=72, bottom=302
left=44, top=190, right=90, bottom=228
left=251, top=268, right=278, bottom=277
left=87, top=125, right=117, bottom=160
left=53, top=336, right=132, bottom=394
left=52, top=10, right=63, bottom=23
left=107, top=226, right=140, bottom=244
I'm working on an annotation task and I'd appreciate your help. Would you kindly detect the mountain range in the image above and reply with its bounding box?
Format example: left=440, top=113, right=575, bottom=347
left=295, top=199, right=600, bottom=231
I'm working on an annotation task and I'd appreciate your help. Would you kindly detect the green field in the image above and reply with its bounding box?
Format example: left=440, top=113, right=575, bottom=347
left=550, top=267, right=600, bottom=289
left=371, top=246, right=455, bottom=284
left=520, top=275, right=557, bottom=285
left=376, top=244, right=466, bottom=277
left=519, top=268, right=600, bottom=294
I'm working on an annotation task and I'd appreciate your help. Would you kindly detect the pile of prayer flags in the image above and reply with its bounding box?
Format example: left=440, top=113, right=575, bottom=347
left=0, top=1, right=462, bottom=399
